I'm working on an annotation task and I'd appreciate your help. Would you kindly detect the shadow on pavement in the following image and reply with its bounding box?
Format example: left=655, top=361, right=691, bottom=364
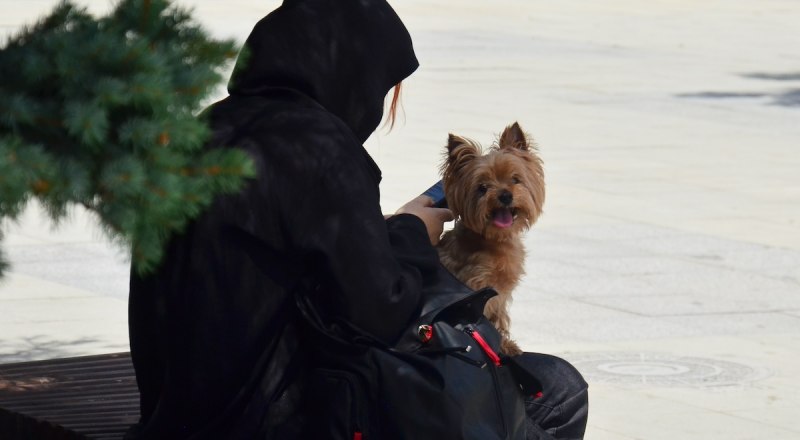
left=676, top=71, right=800, bottom=107
left=742, top=72, right=800, bottom=81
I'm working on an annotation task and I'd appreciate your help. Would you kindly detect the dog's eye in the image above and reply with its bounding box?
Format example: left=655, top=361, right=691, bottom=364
left=512, top=177, right=521, bottom=184
left=477, top=184, right=488, bottom=195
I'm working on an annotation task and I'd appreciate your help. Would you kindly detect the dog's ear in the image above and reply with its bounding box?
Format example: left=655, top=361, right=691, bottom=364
left=498, top=122, right=530, bottom=151
left=441, top=133, right=479, bottom=181
left=445, top=134, right=479, bottom=168
left=447, top=134, right=474, bottom=155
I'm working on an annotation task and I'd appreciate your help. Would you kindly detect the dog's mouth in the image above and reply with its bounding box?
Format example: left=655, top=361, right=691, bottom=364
left=491, top=207, right=517, bottom=229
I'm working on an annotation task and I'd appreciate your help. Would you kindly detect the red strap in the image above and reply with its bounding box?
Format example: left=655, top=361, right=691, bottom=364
left=354, top=432, right=363, bottom=440
left=468, top=329, right=502, bottom=366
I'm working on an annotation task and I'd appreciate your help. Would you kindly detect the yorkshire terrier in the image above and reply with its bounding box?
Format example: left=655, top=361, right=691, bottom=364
left=437, top=122, right=545, bottom=356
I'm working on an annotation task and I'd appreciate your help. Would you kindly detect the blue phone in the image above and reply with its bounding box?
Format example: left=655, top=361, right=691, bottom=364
left=421, top=180, right=448, bottom=208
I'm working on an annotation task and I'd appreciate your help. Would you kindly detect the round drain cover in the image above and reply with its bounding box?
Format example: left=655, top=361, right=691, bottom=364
left=566, top=352, right=768, bottom=388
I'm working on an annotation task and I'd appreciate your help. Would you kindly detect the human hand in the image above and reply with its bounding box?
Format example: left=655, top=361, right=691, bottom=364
left=395, top=195, right=454, bottom=245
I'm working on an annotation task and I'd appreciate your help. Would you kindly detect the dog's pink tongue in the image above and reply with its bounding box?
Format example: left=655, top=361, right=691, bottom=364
left=492, top=209, right=513, bottom=228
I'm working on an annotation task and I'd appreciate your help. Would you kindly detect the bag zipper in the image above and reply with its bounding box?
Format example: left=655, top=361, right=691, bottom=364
left=465, top=326, right=508, bottom=437
left=464, top=327, right=501, bottom=366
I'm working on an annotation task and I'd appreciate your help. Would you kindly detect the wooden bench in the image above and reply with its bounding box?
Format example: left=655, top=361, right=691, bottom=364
left=0, top=352, right=139, bottom=439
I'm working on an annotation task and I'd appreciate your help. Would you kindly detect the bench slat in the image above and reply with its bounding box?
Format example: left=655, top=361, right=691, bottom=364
left=0, top=352, right=139, bottom=439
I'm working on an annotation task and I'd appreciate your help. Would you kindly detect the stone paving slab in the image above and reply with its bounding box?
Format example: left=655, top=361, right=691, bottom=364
left=547, top=333, right=800, bottom=439
left=0, top=273, right=128, bottom=362
left=1, top=0, right=799, bottom=438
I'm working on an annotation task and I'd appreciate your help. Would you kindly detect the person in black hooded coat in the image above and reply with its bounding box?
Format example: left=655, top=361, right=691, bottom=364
left=126, top=1, right=452, bottom=438
left=126, top=0, right=588, bottom=439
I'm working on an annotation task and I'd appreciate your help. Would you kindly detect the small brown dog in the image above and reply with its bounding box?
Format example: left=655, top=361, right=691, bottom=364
left=437, top=122, right=544, bottom=356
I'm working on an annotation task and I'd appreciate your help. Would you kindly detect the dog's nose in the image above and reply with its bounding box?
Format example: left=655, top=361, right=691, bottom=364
left=499, top=190, right=513, bottom=206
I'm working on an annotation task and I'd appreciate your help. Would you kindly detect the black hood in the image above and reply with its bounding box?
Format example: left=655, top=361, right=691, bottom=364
left=228, top=0, right=418, bottom=143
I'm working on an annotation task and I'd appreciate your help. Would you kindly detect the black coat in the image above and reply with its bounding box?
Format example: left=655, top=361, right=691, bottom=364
left=126, top=1, right=437, bottom=438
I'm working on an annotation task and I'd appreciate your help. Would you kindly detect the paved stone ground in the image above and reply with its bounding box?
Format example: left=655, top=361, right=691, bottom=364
left=2, top=1, right=799, bottom=438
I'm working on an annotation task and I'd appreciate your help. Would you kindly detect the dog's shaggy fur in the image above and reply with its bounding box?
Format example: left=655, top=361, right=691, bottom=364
left=437, top=122, right=544, bottom=355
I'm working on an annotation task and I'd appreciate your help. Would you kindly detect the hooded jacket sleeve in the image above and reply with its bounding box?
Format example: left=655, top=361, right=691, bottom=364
left=281, top=150, right=440, bottom=344
left=220, top=113, right=440, bottom=345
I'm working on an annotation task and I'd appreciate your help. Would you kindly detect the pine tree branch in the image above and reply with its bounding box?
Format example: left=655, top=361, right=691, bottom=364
left=0, top=0, right=251, bottom=279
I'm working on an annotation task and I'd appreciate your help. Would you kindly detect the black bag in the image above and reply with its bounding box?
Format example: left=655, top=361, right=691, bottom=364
left=298, top=263, right=542, bottom=440
left=227, top=226, right=543, bottom=439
